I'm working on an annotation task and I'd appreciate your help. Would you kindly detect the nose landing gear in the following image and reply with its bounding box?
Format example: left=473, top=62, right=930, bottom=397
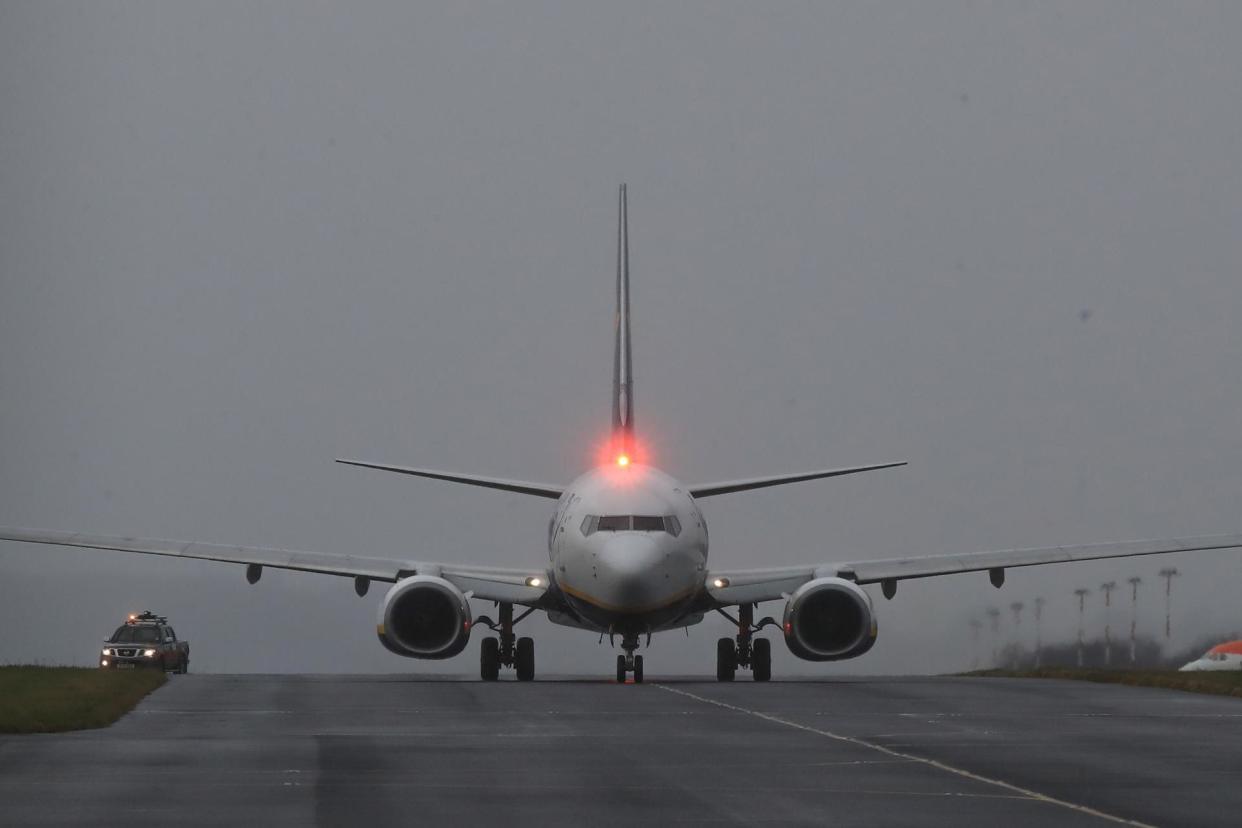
left=715, top=603, right=776, bottom=682
left=476, top=602, right=536, bottom=681
left=615, top=632, right=645, bottom=683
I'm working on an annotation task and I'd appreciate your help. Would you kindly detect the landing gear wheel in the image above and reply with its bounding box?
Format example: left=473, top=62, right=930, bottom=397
left=616, top=654, right=627, bottom=683
left=633, top=655, right=644, bottom=684
left=480, top=637, right=500, bottom=681
left=752, top=638, right=771, bottom=682
left=515, top=636, right=535, bottom=681
left=716, top=637, right=737, bottom=682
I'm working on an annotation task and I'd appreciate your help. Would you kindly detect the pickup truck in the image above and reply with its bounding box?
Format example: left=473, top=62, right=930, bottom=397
left=99, top=611, right=190, bottom=673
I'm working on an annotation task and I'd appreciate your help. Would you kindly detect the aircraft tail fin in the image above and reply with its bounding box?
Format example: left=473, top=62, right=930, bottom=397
left=612, top=184, right=634, bottom=445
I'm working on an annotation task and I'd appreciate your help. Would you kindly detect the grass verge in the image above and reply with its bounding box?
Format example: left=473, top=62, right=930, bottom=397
left=966, top=667, right=1242, bottom=699
left=0, top=666, right=167, bottom=733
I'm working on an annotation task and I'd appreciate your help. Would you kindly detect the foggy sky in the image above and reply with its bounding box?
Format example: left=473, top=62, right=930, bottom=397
left=2, top=2, right=1240, bottom=676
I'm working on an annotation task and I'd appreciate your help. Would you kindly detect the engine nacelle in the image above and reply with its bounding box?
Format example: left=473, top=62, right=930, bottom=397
left=376, top=575, right=472, bottom=659
left=783, top=577, right=878, bottom=661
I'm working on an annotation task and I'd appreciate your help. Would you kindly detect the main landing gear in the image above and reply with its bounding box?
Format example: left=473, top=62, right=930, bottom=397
left=715, top=603, right=776, bottom=682
left=476, top=602, right=536, bottom=681
left=615, top=632, right=644, bottom=684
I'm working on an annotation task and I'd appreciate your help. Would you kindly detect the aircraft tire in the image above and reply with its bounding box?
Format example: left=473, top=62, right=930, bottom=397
left=633, top=655, right=644, bottom=684
left=616, top=654, right=627, bottom=683
left=480, top=637, right=500, bottom=681
left=716, top=638, right=736, bottom=682
left=515, top=637, right=535, bottom=681
left=752, top=638, right=771, bottom=682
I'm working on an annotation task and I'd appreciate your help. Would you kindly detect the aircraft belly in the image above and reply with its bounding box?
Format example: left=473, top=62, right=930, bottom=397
left=562, top=591, right=697, bottom=633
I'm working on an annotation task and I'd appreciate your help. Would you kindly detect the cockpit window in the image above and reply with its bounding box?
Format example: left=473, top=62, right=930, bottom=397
left=581, top=515, right=681, bottom=535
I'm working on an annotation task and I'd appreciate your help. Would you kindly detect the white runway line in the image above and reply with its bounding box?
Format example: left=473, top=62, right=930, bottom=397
left=654, top=684, right=1155, bottom=828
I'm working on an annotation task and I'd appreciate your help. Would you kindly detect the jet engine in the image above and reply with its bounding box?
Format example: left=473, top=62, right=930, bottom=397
left=376, top=576, right=472, bottom=659
left=782, top=577, right=877, bottom=661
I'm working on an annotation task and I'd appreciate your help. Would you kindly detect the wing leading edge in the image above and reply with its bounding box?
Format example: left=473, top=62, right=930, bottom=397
left=706, top=532, right=1242, bottom=605
left=0, top=526, right=550, bottom=605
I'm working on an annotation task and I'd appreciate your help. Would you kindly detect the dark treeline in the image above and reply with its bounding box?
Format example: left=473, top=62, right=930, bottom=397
left=989, top=632, right=1241, bottom=671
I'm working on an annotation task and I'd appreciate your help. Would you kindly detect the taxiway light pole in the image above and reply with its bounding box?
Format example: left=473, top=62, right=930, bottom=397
left=1033, top=597, right=1046, bottom=669
left=1009, top=602, right=1025, bottom=669
left=1100, top=581, right=1116, bottom=667
left=1074, top=588, right=1091, bottom=668
left=986, top=607, right=1001, bottom=667
left=969, top=618, right=982, bottom=670
left=1158, top=567, right=1180, bottom=640
left=1127, top=576, right=1142, bottom=664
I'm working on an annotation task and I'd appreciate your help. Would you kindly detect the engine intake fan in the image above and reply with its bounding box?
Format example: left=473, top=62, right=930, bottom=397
left=377, top=575, right=472, bottom=659
left=783, top=577, right=877, bottom=661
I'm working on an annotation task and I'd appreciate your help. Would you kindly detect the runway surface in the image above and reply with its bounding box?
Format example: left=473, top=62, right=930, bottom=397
left=2, top=674, right=1240, bottom=827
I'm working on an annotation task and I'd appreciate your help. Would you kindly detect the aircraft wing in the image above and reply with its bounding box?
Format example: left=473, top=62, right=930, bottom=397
left=0, top=526, right=550, bottom=605
left=705, top=532, right=1242, bottom=605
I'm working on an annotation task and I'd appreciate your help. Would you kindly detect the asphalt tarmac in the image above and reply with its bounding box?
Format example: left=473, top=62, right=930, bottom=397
left=1, top=674, right=1240, bottom=827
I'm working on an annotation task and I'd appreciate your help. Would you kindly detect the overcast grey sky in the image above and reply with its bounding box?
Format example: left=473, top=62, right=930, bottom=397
left=2, top=2, right=1240, bottom=675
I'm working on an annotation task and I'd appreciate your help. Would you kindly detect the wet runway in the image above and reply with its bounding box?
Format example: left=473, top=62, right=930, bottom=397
left=2, top=674, right=1240, bottom=826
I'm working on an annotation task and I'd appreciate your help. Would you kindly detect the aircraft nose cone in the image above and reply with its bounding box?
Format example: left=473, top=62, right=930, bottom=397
left=599, top=535, right=663, bottom=576
left=595, top=535, right=667, bottom=610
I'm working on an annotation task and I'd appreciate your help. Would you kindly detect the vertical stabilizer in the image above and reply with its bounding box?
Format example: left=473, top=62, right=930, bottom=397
left=612, top=184, right=634, bottom=442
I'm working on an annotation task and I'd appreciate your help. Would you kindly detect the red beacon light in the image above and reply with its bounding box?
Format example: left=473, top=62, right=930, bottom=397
left=595, top=431, right=647, bottom=469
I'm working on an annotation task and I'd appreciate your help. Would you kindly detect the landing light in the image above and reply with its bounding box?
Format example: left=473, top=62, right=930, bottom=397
left=712, top=578, right=730, bottom=589
left=525, top=576, right=544, bottom=588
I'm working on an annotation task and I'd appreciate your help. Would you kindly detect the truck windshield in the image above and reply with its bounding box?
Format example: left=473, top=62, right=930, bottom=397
left=110, top=626, right=161, bottom=643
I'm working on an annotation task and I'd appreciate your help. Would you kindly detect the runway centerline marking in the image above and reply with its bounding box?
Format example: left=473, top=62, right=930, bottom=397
left=654, top=684, right=1155, bottom=828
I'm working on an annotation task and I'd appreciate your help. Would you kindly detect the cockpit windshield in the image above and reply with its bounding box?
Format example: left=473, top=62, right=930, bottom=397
left=581, top=515, right=681, bottom=536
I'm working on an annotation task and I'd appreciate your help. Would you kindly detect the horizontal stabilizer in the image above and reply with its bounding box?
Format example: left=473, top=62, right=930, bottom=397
left=336, top=459, right=564, bottom=499
left=687, top=461, right=906, bottom=499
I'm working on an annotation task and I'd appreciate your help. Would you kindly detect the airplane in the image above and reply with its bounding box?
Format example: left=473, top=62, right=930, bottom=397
left=1179, top=641, right=1242, bottom=672
left=4, top=184, right=1242, bottom=684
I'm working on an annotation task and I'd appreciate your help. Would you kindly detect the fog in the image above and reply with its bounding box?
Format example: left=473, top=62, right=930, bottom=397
left=2, top=2, right=1240, bottom=676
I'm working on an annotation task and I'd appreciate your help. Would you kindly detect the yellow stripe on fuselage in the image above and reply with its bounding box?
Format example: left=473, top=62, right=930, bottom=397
left=558, top=579, right=699, bottom=615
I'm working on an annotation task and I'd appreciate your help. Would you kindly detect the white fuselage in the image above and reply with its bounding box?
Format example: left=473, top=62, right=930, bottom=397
left=548, top=463, right=708, bottom=634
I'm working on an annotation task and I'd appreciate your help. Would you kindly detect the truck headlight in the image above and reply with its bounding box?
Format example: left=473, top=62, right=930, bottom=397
left=143, top=649, right=157, bottom=657
left=101, top=648, right=111, bottom=656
